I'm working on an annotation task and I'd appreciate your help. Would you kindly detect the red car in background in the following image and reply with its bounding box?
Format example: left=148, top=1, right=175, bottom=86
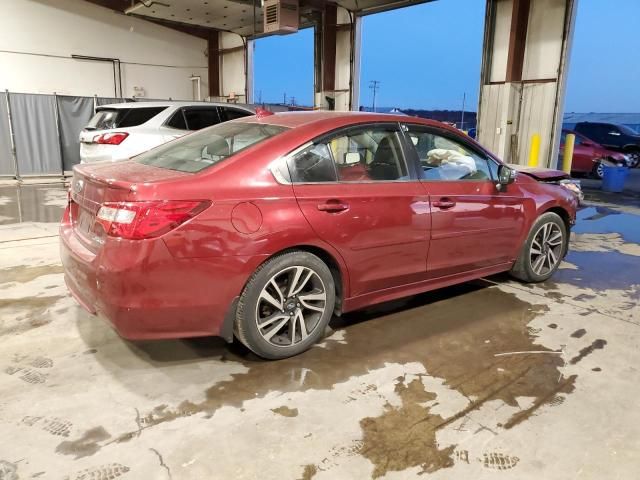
left=560, top=129, right=628, bottom=179
left=61, top=111, right=579, bottom=359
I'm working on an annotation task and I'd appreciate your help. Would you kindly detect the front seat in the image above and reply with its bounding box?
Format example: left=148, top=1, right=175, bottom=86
left=368, top=135, right=401, bottom=180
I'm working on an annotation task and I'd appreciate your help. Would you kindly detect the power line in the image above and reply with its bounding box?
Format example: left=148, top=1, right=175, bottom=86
left=369, top=80, right=380, bottom=112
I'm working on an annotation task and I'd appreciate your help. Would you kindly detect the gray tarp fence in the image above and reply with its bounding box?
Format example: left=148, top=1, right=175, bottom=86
left=0, top=92, right=14, bottom=176
left=57, top=95, right=94, bottom=171
left=0, top=92, right=132, bottom=177
left=9, top=93, right=62, bottom=175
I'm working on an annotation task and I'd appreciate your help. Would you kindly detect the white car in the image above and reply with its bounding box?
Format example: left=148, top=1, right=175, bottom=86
left=79, top=101, right=255, bottom=163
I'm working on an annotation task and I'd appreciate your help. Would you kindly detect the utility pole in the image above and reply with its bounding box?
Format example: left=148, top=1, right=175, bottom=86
left=290, top=96, right=296, bottom=106
left=257, top=90, right=262, bottom=104
left=460, top=92, right=466, bottom=130
left=369, top=80, right=380, bottom=112
left=283, top=92, right=287, bottom=105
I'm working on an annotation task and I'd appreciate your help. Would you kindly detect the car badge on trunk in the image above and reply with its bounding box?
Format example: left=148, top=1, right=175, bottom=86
left=73, top=179, right=84, bottom=194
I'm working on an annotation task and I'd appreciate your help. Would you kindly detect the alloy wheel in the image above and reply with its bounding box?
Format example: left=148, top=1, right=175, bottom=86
left=529, top=222, right=564, bottom=276
left=596, top=162, right=605, bottom=179
left=628, top=152, right=640, bottom=168
left=255, top=266, right=327, bottom=348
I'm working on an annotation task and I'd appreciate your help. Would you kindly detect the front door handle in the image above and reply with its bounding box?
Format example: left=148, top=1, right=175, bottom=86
left=433, top=199, right=456, bottom=209
left=317, top=200, right=349, bottom=213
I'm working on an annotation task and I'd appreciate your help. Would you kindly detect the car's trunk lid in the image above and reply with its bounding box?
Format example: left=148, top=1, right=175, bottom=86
left=70, top=161, right=189, bottom=249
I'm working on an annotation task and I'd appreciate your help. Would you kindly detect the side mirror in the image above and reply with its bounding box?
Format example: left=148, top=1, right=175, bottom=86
left=581, top=141, right=593, bottom=147
left=497, top=165, right=516, bottom=190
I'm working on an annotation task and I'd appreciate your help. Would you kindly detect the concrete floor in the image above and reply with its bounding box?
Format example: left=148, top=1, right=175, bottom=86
left=1, top=182, right=639, bottom=480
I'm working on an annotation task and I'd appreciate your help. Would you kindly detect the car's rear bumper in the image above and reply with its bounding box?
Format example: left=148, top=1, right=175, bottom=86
left=60, top=218, right=266, bottom=340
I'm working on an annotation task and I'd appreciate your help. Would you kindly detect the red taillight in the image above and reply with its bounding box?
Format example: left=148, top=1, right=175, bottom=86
left=96, top=200, right=210, bottom=240
left=93, top=132, right=129, bottom=145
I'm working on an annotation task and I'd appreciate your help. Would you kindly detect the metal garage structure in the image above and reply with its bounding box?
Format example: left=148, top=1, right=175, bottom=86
left=1, top=0, right=578, bottom=177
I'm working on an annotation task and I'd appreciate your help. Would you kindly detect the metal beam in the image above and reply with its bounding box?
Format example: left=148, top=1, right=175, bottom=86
left=321, top=4, right=337, bottom=93
left=208, top=32, right=220, bottom=98
left=505, top=0, right=531, bottom=82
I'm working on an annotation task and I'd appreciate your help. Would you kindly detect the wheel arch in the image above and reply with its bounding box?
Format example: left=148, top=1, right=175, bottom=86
left=543, top=206, right=572, bottom=233
left=252, top=244, right=349, bottom=316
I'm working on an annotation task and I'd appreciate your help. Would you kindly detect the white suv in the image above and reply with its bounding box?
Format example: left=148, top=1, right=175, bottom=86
left=79, top=101, right=255, bottom=163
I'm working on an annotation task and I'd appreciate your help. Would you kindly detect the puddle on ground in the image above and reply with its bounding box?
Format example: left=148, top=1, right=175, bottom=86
left=575, top=206, right=640, bottom=244
left=0, top=296, right=65, bottom=336
left=553, top=250, right=640, bottom=291
left=0, top=264, right=64, bottom=284
left=359, top=376, right=454, bottom=477
left=55, top=426, right=111, bottom=459
left=104, top=284, right=578, bottom=477
left=0, top=184, right=66, bottom=225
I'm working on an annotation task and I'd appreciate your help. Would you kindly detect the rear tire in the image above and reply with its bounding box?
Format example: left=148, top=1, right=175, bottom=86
left=510, top=212, right=568, bottom=283
left=235, top=251, right=335, bottom=360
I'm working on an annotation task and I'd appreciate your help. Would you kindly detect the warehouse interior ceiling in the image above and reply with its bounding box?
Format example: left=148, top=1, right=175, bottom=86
left=84, top=0, right=433, bottom=37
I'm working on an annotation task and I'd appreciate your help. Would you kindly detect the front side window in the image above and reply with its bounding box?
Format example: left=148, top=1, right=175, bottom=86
left=405, top=126, right=493, bottom=181
left=135, top=122, right=288, bottom=173
left=287, top=125, right=408, bottom=183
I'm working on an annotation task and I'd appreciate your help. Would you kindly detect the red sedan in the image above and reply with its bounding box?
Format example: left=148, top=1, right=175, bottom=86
left=61, top=112, right=579, bottom=359
left=560, top=129, right=628, bottom=178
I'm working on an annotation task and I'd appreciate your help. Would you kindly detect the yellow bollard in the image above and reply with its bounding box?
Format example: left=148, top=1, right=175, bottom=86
left=528, top=133, right=541, bottom=167
left=562, top=133, right=575, bottom=174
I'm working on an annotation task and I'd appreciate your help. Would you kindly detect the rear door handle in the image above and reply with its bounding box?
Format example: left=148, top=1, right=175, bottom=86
left=317, top=200, right=349, bottom=213
left=433, top=199, right=456, bottom=209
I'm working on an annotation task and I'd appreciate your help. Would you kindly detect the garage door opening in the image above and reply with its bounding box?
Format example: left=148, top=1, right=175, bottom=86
left=253, top=27, right=315, bottom=108
left=359, top=0, right=485, bottom=129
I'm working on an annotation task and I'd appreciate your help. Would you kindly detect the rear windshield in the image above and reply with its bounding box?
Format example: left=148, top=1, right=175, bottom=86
left=86, top=107, right=167, bottom=130
left=135, top=122, right=289, bottom=173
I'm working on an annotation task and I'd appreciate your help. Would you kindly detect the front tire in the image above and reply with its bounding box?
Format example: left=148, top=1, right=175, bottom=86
left=510, top=212, right=568, bottom=283
left=592, top=160, right=605, bottom=179
left=627, top=150, right=640, bottom=168
left=235, top=251, right=335, bottom=359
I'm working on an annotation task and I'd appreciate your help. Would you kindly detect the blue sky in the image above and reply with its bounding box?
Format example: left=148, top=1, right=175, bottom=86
left=254, top=0, right=640, bottom=112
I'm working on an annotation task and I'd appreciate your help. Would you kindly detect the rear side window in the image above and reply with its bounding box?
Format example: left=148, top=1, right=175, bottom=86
left=135, top=122, right=288, bottom=173
left=289, top=144, right=337, bottom=183
left=166, top=109, right=187, bottom=130
left=221, top=107, right=253, bottom=121
left=184, top=108, right=220, bottom=130
left=287, top=125, right=408, bottom=183
left=86, top=107, right=166, bottom=130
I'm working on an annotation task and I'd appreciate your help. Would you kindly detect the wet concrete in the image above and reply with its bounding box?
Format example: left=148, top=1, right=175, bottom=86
left=0, top=183, right=67, bottom=225
left=1, top=184, right=640, bottom=479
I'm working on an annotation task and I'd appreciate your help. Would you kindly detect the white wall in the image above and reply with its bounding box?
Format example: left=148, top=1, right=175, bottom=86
left=0, top=0, right=208, bottom=100
left=488, top=0, right=512, bottom=83
left=219, top=32, right=246, bottom=101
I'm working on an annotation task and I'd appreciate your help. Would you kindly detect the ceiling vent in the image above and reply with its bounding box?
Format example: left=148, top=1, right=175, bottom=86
left=263, top=0, right=299, bottom=34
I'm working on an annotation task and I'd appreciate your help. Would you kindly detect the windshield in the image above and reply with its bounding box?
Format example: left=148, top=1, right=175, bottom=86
left=135, top=121, right=288, bottom=173
left=86, top=107, right=167, bottom=130
left=618, top=124, right=639, bottom=135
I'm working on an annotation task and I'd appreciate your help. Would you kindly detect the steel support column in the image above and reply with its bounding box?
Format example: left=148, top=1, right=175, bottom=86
left=315, top=4, right=361, bottom=111
left=477, top=0, right=578, bottom=167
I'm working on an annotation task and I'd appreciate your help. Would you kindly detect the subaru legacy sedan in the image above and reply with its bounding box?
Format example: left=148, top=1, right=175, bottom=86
left=61, top=111, right=579, bottom=359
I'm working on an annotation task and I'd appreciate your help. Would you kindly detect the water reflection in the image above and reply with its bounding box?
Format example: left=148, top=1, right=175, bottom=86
left=0, top=183, right=67, bottom=225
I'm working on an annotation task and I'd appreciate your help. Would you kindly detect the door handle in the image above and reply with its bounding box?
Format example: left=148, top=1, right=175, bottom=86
left=433, top=199, right=456, bottom=209
left=317, top=200, right=349, bottom=213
